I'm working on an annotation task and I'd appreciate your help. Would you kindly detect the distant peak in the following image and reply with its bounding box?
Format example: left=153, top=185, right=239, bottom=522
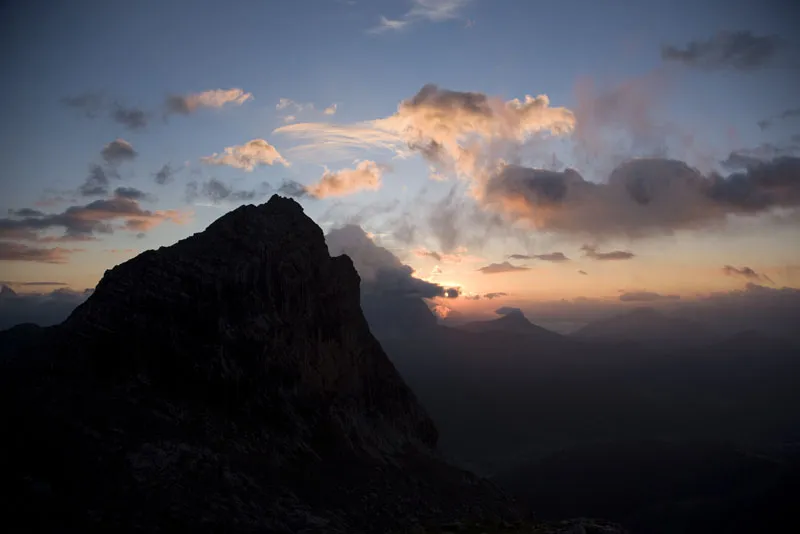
left=0, top=284, right=17, bottom=297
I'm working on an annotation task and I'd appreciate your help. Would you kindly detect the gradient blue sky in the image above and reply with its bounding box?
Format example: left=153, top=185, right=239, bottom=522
left=1, top=0, right=799, bottom=309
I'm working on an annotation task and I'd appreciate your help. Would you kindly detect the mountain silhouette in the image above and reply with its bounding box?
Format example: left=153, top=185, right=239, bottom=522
left=459, top=309, right=562, bottom=340
left=0, top=196, right=526, bottom=533
left=572, top=306, right=709, bottom=347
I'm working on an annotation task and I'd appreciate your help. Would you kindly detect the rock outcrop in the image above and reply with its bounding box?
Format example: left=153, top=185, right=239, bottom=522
left=0, top=196, right=521, bottom=533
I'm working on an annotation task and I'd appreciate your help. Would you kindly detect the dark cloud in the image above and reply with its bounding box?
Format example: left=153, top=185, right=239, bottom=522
left=482, top=157, right=800, bottom=237
left=483, top=292, right=507, bottom=299
left=0, top=197, right=184, bottom=242
left=101, top=139, right=137, bottom=165
left=325, top=224, right=456, bottom=299
left=508, top=252, right=568, bottom=262
left=186, top=179, right=271, bottom=204
left=495, top=306, right=522, bottom=316
left=578, top=270, right=588, bottom=275
left=721, top=143, right=799, bottom=171
left=534, top=252, right=569, bottom=262
left=112, top=104, right=148, bottom=130
left=722, top=265, right=774, bottom=284
left=477, top=261, right=530, bottom=274
left=79, top=165, right=112, bottom=197
left=0, top=286, right=93, bottom=330
left=8, top=208, right=45, bottom=217
left=581, top=245, right=635, bottom=261
left=114, top=187, right=154, bottom=202
left=661, top=31, right=782, bottom=70
left=277, top=180, right=309, bottom=198
left=0, top=281, right=68, bottom=287
left=154, top=164, right=176, bottom=185
left=758, top=108, right=800, bottom=130
left=415, top=249, right=442, bottom=261
left=0, top=242, right=82, bottom=264
left=60, top=92, right=106, bottom=117
left=619, top=291, right=680, bottom=302
left=61, top=93, right=148, bottom=130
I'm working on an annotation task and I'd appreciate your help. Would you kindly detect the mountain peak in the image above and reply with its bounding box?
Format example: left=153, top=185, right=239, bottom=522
left=3, top=198, right=521, bottom=532
left=0, top=284, right=17, bottom=298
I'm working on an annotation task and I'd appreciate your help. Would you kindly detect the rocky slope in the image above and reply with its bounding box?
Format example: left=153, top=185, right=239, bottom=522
left=0, top=196, right=529, bottom=533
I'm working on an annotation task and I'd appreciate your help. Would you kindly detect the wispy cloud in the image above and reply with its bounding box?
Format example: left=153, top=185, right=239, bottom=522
left=0, top=242, right=83, bottom=264
left=477, top=261, right=530, bottom=274
left=758, top=107, right=800, bottom=130
left=722, top=265, right=774, bottom=284
left=661, top=31, right=783, bottom=70
left=369, top=0, right=471, bottom=34
left=619, top=291, right=679, bottom=302
left=581, top=245, right=635, bottom=261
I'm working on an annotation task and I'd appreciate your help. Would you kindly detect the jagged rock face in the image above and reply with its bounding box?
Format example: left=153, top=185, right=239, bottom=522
left=0, top=196, right=520, bottom=533
left=63, top=196, right=437, bottom=455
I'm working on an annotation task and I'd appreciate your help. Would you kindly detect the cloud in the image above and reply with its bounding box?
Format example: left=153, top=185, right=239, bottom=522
left=508, top=254, right=533, bottom=260
left=201, top=139, right=289, bottom=171
left=483, top=292, right=507, bottom=299
left=276, top=180, right=309, bottom=198
left=61, top=92, right=148, bottom=130
left=166, top=88, right=252, bottom=114
left=0, top=281, right=67, bottom=287
left=323, top=104, right=338, bottom=116
left=414, top=248, right=442, bottom=261
left=722, top=265, right=774, bottom=284
left=477, top=261, right=530, bottom=274
left=325, top=224, right=457, bottom=298
left=154, top=164, right=177, bottom=185
left=661, top=31, right=782, bottom=70
left=480, top=157, right=800, bottom=237
left=496, top=306, right=522, bottom=316
left=581, top=245, right=635, bottom=261
left=112, top=104, right=148, bottom=130
left=274, top=84, right=574, bottom=170
left=79, top=165, right=112, bottom=197
left=369, top=16, right=411, bottom=33
left=114, top=187, right=153, bottom=202
left=8, top=208, right=45, bottom=217
left=369, top=0, right=470, bottom=33
left=101, top=138, right=137, bottom=165
left=758, top=108, right=800, bottom=130
left=0, top=286, right=93, bottom=329
left=0, top=242, right=82, bottom=264
left=721, top=143, right=800, bottom=170
left=186, top=179, right=271, bottom=205
left=578, top=270, right=588, bottom=275
left=61, top=92, right=106, bottom=117
left=618, top=291, right=680, bottom=302
left=0, top=197, right=188, bottom=242
left=306, top=160, right=386, bottom=198
left=537, top=252, right=570, bottom=262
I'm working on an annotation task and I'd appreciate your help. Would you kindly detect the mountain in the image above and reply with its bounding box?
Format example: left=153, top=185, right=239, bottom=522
left=459, top=309, right=562, bottom=340
left=0, top=196, right=527, bottom=533
left=0, top=284, right=17, bottom=299
left=571, top=307, right=709, bottom=347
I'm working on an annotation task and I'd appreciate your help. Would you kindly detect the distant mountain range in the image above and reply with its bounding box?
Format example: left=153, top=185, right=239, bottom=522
left=571, top=307, right=711, bottom=347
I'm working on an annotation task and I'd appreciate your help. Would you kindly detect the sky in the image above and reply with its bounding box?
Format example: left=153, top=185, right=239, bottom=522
left=1, top=0, right=799, bottom=324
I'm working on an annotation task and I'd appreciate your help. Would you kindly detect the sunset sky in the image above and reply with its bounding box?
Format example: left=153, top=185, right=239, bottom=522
left=1, top=0, right=799, bottom=322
